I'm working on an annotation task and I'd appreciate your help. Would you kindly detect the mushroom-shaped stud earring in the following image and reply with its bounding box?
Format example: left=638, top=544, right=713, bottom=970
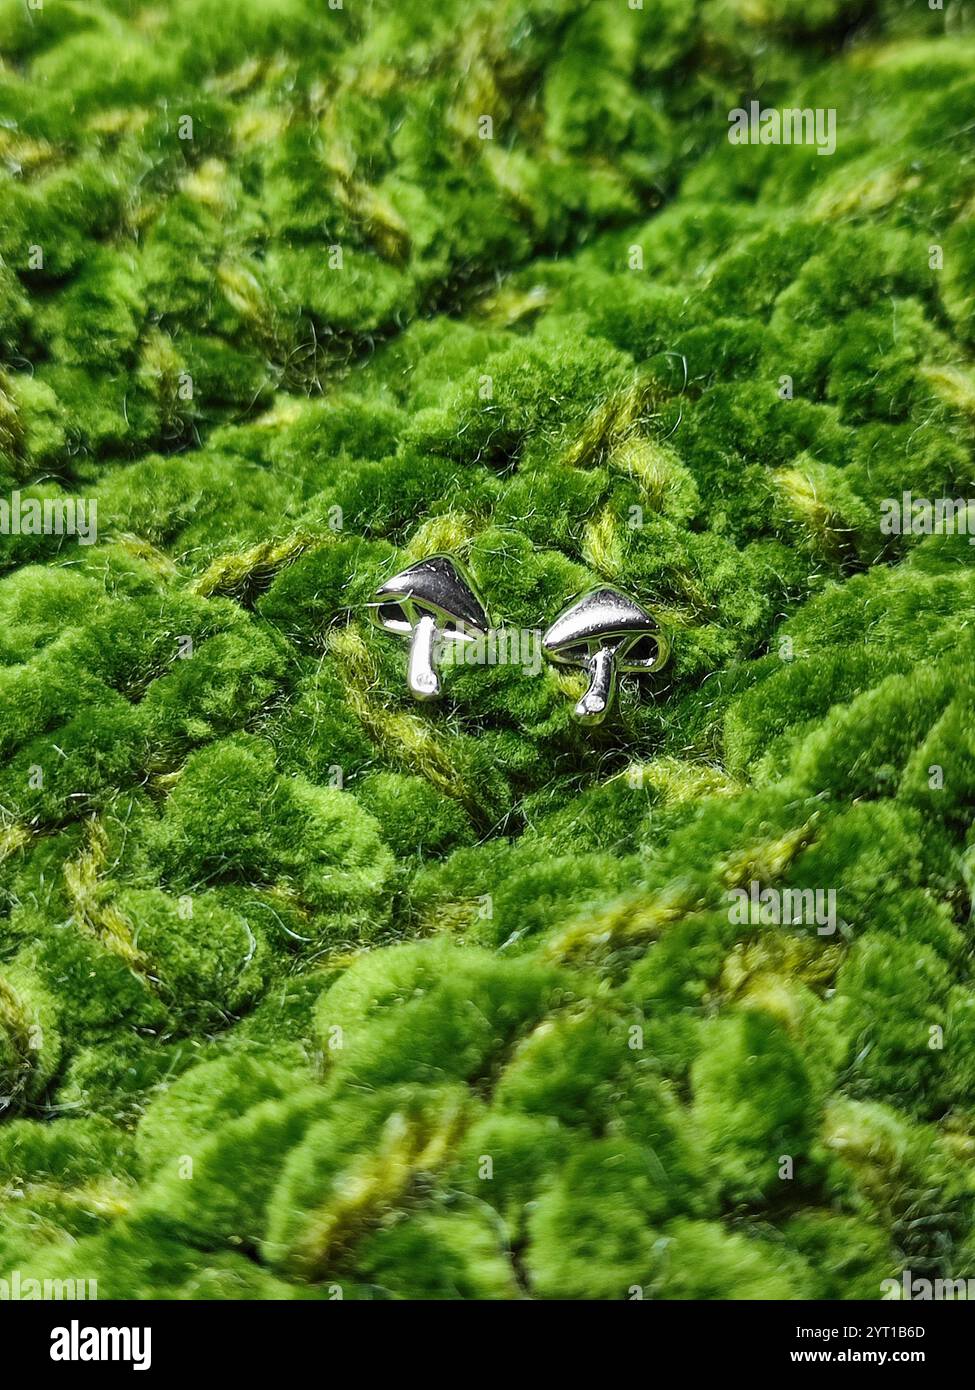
left=369, top=555, right=490, bottom=701
left=542, top=587, right=670, bottom=724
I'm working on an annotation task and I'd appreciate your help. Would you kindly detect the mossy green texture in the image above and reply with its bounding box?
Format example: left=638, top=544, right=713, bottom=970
left=2, top=0, right=975, bottom=1299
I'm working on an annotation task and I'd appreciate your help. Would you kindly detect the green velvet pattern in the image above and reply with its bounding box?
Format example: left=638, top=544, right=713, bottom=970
left=2, top=0, right=975, bottom=1299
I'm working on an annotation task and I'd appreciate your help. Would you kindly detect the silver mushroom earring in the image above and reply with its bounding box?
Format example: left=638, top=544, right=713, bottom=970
left=369, top=555, right=490, bottom=701
left=542, top=587, right=670, bottom=724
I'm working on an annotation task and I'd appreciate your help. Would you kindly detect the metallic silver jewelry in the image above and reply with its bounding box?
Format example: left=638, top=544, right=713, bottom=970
left=369, top=555, right=490, bottom=701
left=542, top=586, right=670, bottom=724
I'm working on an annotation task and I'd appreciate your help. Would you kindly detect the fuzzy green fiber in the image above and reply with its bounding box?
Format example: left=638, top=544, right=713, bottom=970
left=2, top=0, right=975, bottom=1301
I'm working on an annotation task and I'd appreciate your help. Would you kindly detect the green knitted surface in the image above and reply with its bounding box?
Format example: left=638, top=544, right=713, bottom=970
left=2, top=0, right=975, bottom=1301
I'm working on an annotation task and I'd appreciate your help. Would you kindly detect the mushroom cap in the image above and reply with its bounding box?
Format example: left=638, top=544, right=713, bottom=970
left=542, top=587, right=667, bottom=672
left=369, top=555, right=489, bottom=640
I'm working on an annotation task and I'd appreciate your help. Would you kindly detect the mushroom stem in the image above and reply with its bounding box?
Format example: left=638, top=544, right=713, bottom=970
left=408, top=611, right=441, bottom=700
left=576, top=645, right=617, bottom=724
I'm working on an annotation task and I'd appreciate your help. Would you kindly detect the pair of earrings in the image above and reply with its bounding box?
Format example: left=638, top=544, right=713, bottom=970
left=369, top=555, right=670, bottom=725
